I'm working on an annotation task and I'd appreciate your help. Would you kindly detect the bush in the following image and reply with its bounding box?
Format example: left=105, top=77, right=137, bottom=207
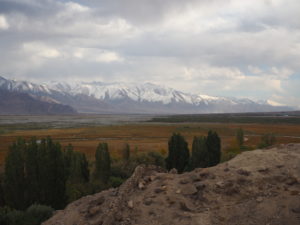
left=0, top=204, right=54, bottom=225
left=109, top=176, right=125, bottom=188
left=258, top=133, right=276, bottom=148
left=6, top=210, right=25, bottom=225
left=25, top=204, right=54, bottom=225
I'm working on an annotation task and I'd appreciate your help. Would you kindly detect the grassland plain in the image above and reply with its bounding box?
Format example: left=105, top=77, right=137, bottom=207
left=1, top=121, right=300, bottom=169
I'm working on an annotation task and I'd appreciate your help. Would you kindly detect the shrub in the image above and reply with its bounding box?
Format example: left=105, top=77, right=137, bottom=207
left=165, top=133, right=190, bottom=173
left=109, top=176, right=125, bottom=188
left=25, top=204, right=54, bottom=225
left=258, top=133, right=276, bottom=148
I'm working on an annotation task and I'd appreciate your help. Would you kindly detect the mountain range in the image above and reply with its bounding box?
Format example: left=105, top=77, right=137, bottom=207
left=0, top=76, right=293, bottom=114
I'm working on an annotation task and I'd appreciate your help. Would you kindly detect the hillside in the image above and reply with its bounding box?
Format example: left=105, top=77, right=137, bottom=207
left=0, top=89, right=76, bottom=115
left=43, top=144, right=300, bottom=225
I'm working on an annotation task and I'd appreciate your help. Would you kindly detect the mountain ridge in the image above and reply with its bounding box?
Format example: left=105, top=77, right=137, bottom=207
left=0, top=76, right=293, bottom=114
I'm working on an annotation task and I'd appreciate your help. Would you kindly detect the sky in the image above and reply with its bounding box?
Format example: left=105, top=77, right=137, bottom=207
left=0, top=0, right=299, bottom=107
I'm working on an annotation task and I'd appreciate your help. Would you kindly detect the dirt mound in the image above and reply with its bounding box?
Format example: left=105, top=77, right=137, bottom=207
left=43, top=144, right=300, bottom=225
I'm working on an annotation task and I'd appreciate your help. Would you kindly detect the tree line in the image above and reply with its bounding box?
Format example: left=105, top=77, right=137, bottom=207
left=166, top=130, right=221, bottom=173
left=0, top=131, right=222, bottom=224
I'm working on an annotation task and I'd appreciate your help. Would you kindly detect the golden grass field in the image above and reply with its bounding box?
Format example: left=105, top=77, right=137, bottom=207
left=1, top=122, right=300, bottom=167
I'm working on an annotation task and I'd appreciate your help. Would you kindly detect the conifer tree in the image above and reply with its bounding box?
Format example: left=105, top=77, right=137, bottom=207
left=3, top=138, right=26, bottom=210
left=206, top=131, right=221, bottom=167
left=94, top=143, right=111, bottom=184
left=189, top=136, right=209, bottom=170
left=236, top=128, right=244, bottom=147
left=165, top=133, right=190, bottom=173
left=68, top=152, right=89, bottom=183
left=24, top=137, right=40, bottom=206
left=37, top=137, right=66, bottom=209
left=122, top=143, right=130, bottom=162
left=0, top=176, right=5, bottom=207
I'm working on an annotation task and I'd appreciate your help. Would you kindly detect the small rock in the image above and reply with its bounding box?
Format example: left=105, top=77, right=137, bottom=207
left=182, top=184, right=198, bottom=195
left=87, top=206, right=101, bottom=217
left=224, top=168, right=230, bottom=172
left=180, top=179, right=189, bottom=184
left=290, top=190, right=299, bottom=196
left=199, top=172, right=209, bottom=179
left=256, top=197, right=263, bottom=203
left=215, top=181, right=225, bottom=188
left=150, top=175, right=156, bottom=181
left=176, top=189, right=181, bottom=194
left=194, top=182, right=206, bottom=190
left=179, top=202, right=192, bottom=212
left=286, top=177, right=298, bottom=185
left=237, top=169, right=251, bottom=176
left=169, top=168, right=178, bottom=174
left=162, top=185, right=167, bottom=190
left=138, top=181, right=145, bottom=190
left=144, top=198, right=153, bottom=206
left=190, top=174, right=201, bottom=182
left=127, top=200, right=134, bottom=209
left=154, top=188, right=164, bottom=193
left=257, top=167, right=269, bottom=173
left=291, top=206, right=300, bottom=213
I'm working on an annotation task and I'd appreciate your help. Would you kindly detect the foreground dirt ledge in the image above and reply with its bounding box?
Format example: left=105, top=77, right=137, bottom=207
left=43, top=144, right=300, bottom=225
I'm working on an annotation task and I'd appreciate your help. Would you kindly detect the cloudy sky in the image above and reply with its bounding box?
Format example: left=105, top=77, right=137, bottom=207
left=0, top=0, right=299, bottom=107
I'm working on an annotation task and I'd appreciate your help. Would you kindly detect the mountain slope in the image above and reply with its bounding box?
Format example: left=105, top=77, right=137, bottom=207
left=43, top=144, right=300, bottom=225
left=0, top=76, right=293, bottom=114
left=0, top=89, right=76, bottom=115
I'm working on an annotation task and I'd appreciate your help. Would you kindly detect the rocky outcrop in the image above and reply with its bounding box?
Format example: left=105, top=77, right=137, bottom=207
left=43, top=144, right=300, bottom=225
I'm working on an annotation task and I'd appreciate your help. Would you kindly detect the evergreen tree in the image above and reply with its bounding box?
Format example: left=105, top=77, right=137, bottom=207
left=68, top=152, right=89, bottom=183
left=45, top=138, right=66, bottom=209
left=165, top=133, right=190, bottom=173
left=36, top=137, right=66, bottom=209
left=3, top=138, right=26, bottom=210
left=94, top=143, right=111, bottom=184
left=236, top=128, right=244, bottom=147
left=24, top=137, right=40, bottom=206
left=63, top=144, right=74, bottom=178
left=3, top=137, right=70, bottom=210
left=122, top=143, right=130, bottom=162
left=189, top=136, right=209, bottom=170
left=0, top=177, right=5, bottom=207
left=206, top=131, right=221, bottom=167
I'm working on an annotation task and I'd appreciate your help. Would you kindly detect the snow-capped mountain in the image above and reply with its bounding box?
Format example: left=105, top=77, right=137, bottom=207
left=0, top=76, right=293, bottom=114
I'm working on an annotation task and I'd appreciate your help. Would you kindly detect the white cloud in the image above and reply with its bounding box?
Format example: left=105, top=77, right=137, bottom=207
left=95, top=51, right=123, bottom=63
left=65, top=2, right=89, bottom=12
left=23, top=42, right=61, bottom=58
left=0, top=15, right=9, bottom=30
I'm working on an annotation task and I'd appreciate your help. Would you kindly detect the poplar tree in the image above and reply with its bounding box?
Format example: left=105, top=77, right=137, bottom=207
left=68, top=152, right=89, bottom=183
left=206, top=131, right=221, bottom=167
left=3, top=138, right=26, bottom=210
left=122, top=143, right=130, bottom=162
left=189, top=136, right=209, bottom=170
left=94, top=143, right=111, bottom=184
left=24, top=137, right=40, bottom=206
left=236, top=128, right=244, bottom=147
left=165, top=133, right=190, bottom=173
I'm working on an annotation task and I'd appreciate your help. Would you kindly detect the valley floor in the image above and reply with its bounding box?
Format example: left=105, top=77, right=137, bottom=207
left=1, top=120, right=300, bottom=166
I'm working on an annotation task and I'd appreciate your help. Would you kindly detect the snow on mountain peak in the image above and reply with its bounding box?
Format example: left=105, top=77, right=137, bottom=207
left=0, top=76, right=292, bottom=113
